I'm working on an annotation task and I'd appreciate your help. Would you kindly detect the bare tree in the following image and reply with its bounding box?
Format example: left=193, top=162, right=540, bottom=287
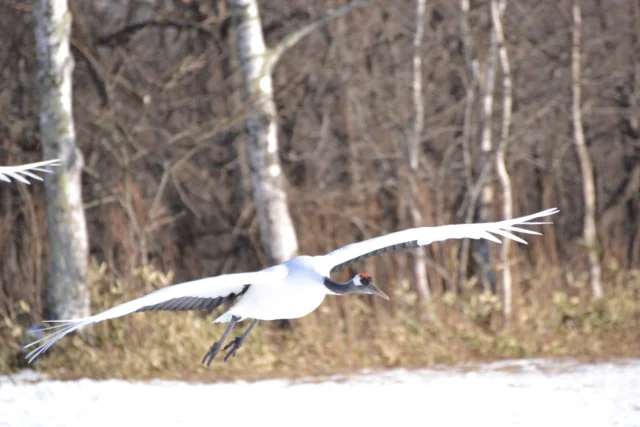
left=458, top=0, right=498, bottom=294
left=456, top=0, right=477, bottom=294
left=491, top=0, right=513, bottom=322
left=228, top=0, right=371, bottom=266
left=407, top=0, right=431, bottom=302
left=473, top=10, right=498, bottom=294
left=571, top=0, right=603, bottom=300
left=229, top=0, right=299, bottom=266
left=31, top=0, right=90, bottom=320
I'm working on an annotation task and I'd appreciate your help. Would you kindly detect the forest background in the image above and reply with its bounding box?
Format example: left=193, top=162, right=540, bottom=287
left=0, top=0, right=638, bottom=381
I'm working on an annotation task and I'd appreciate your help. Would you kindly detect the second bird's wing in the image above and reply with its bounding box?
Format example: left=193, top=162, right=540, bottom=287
left=319, top=208, right=559, bottom=274
left=0, top=159, right=62, bottom=184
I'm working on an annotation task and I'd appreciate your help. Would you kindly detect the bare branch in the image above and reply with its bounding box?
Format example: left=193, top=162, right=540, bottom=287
left=266, top=0, right=373, bottom=73
left=96, top=18, right=214, bottom=47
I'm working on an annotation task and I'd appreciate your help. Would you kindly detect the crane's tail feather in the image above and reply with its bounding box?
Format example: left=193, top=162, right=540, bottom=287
left=24, top=319, right=90, bottom=363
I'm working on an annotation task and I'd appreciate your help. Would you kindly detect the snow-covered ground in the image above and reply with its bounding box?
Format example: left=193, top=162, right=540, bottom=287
left=2, top=358, right=639, bottom=427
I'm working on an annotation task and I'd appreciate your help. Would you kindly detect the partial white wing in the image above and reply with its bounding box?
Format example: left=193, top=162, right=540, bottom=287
left=320, top=208, right=559, bottom=273
left=0, top=159, right=62, bottom=184
left=25, top=266, right=287, bottom=363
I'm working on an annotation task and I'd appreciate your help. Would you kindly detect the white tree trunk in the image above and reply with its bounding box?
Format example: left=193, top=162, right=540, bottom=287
left=491, top=0, right=514, bottom=323
left=572, top=1, right=603, bottom=300
left=229, top=0, right=299, bottom=266
left=457, top=0, right=476, bottom=294
left=470, top=11, right=498, bottom=294
left=228, top=0, right=370, bottom=267
left=408, top=0, right=431, bottom=302
left=31, top=0, right=90, bottom=320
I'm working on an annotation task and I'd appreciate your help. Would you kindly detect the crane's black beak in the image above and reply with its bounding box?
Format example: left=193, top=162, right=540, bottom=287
left=368, top=282, right=389, bottom=300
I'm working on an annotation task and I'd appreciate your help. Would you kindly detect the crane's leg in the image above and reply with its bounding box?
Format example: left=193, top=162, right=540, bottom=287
left=223, top=319, right=258, bottom=361
left=202, top=315, right=239, bottom=366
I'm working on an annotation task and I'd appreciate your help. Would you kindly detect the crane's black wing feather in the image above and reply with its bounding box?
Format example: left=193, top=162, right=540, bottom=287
left=135, top=285, right=250, bottom=312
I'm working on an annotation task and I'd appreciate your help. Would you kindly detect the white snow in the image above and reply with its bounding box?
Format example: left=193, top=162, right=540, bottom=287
left=2, top=358, right=639, bottom=427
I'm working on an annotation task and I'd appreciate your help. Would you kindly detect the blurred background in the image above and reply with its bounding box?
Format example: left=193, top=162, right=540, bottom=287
left=0, top=0, right=638, bottom=382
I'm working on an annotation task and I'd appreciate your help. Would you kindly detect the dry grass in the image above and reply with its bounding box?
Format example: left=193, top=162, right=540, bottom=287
left=1, top=262, right=638, bottom=383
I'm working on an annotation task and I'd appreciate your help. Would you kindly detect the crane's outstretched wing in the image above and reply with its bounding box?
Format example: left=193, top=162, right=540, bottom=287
left=320, top=208, right=559, bottom=273
left=0, top=159, right=62, bottom=184
left=25, top=266, right=288, bottom=363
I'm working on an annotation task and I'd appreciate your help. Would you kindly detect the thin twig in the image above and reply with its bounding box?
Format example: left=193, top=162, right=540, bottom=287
left=266, top=0, right=374, bottom=73
left=96, top=18, right=215, bottom=47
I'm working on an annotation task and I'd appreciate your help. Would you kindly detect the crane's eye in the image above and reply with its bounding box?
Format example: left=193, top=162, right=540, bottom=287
left=359, top=273, right=371, bottom=285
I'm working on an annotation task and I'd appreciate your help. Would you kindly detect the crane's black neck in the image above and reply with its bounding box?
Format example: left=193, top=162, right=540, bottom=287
left=323, top=277, right=356, bottom=295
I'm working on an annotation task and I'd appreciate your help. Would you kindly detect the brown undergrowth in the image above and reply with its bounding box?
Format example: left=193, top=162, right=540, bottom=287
left=1, top=262, right=638, bottom=383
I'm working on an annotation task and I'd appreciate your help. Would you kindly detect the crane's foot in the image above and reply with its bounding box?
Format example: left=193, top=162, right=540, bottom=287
left=202, top=342, right=222, bottom=367
left=222, top=336, right=245, bottom=362
left=222, top=319, right=258, bottom=362
left=201, top=315, right=240, bottom=367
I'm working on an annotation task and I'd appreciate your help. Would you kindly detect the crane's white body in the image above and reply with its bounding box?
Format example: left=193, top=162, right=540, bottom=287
left=26, top=207, right=560, bottom=363
left=219, top=257, right=328, bottom=322
left=0, top=159, right=62, bottom=184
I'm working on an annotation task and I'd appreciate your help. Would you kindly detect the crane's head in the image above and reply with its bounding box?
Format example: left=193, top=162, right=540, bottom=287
left=352, top=273, right=389, bottom=300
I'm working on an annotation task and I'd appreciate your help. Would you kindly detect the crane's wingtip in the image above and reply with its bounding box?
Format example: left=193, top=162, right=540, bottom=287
left=23, top=319, right=87, bottom=362
left=538, top=207, right=559, bottom=215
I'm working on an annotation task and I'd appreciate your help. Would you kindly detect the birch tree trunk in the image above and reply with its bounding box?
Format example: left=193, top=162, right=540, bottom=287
left=408, top=0, right=431, bottom=302
left=456, top=0, right=477, bottom=294
left=572, top=1, right=603, bottom=300
left=457, top=4, right=498, bottom=294
left=228, top=0, right=370, bottom=267
left=31, top=0, right=90, bottom=320
left=229, top=0, right=299, bottom=266
left=491, top=0, right=514, bottom=323
left=473, top=24, right=498, bottom=294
